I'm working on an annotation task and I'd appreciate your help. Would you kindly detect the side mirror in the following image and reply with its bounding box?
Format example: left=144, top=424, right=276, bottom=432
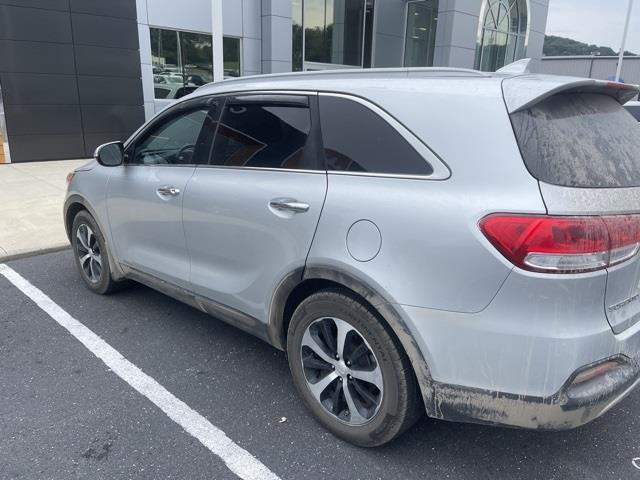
left=94, top=141, right=124, bottom=167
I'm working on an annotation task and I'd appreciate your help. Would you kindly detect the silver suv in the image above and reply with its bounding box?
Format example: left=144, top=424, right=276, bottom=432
left=64, top=67, right=640, bottom=446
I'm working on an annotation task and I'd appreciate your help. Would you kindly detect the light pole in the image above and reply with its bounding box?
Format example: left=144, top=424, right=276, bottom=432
left=615, top=0, right=635, bottom=83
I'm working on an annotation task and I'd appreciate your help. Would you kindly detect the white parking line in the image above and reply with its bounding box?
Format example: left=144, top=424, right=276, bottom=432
left=0, top=264, right=281, bottom=480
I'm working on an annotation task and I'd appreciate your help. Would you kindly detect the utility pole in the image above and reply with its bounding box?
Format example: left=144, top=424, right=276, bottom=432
left=615, top=0, right=635, bottom=82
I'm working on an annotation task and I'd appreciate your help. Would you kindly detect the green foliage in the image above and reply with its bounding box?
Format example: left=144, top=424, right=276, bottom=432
left=544, top=35, right=637, bottom=57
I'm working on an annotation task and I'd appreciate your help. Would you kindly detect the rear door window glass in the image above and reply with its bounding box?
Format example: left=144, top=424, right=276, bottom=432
left=211, top=95, right=315, bottom=170
left=511, top=93, right=640, bottom=188
left=318, top=95, right=433, bottom=176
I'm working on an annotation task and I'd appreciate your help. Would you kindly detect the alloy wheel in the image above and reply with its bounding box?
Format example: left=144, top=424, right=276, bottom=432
left=76, top=223, right=103, bottom=284
left=300, top=317, right=384, bottom=426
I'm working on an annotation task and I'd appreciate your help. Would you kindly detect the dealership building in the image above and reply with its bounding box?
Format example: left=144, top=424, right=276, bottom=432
left=0, top=0, right=549, bottom=163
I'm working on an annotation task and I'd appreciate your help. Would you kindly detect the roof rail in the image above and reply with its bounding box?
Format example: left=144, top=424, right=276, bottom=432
left=200, top=67, right=490, bottom=91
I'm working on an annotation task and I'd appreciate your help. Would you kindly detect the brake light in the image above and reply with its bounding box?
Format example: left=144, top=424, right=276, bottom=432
left=479, top=214, right=640, bottom=273
left=606, top=81, right=638, bottom=91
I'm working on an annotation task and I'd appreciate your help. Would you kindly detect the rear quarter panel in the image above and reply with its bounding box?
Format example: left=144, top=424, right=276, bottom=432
left=307, top=79, right=547, bottom=313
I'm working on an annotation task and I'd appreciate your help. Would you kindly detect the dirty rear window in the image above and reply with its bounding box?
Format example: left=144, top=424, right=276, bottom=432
left=511, top=93, right=640, bottom=188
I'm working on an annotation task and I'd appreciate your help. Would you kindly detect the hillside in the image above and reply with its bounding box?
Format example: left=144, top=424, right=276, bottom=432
left=544, top=35, right=637, bottom=57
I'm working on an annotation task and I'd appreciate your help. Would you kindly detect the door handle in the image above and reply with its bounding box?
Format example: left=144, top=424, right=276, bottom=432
left=269, top=198, right=310, bottom=213
left=157, top=186, right=181, bottom=197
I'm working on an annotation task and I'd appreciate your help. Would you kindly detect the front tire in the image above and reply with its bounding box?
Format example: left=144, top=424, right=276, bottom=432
left=71, top=210, right=122, bottom=295
left=287, top=288, right=422, bottom=447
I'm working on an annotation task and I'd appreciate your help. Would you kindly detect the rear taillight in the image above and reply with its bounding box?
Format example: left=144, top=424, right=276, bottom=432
left=479, top=214, right=640, bottom=274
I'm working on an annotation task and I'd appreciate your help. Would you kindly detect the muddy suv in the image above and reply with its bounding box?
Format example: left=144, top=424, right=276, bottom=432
left=65, top=66, right=640, bottom=446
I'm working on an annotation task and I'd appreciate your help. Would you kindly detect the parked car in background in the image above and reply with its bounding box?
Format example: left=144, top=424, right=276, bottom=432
left=64, top=66, right=640, bottom=447
left=626, top=101, right=640, bottom=121
left=153, top=85, right=199, bottom=100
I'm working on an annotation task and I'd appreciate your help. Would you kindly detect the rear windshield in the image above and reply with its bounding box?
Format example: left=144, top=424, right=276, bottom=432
left=511, top=93, right=640, bottom=188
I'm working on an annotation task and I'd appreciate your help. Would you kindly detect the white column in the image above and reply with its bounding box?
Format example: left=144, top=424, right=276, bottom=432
left=212, top=0, right=224, bottom=82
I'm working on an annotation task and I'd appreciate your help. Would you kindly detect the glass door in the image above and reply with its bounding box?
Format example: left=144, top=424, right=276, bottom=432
left=403, top=0, right=439, bottom=67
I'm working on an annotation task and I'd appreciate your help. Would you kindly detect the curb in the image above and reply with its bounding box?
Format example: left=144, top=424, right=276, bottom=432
left=0, top=244, right=71, bottom=263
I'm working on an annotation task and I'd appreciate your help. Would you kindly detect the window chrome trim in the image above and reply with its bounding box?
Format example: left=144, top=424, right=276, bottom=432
left=318, top=92, right=451, bottom=180
left=196, top=164, right=325, bottom=175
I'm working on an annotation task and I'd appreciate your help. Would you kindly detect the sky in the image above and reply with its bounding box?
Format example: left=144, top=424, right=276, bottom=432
left=546, top=0, right=640, bottom=53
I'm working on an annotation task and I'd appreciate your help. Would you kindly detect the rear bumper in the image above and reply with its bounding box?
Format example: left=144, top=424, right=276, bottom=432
left=397, top=266, right=640, bottom=430
left=428, top=356, right=640, bottom=429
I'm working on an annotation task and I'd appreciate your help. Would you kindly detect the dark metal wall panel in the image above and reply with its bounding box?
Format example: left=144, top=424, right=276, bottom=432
left=4, top=105, right=81, bottom=136
left=78, top=76, right=144, bottom=106
left=75, top=45, right=142, bottom=78
left=0, top=0, right=144, bottom=162
left=71, top=13, right=139, bottom=50
left=0, top=40, right=75, bottom=75
left=81, top=105, right=145, bottom=135
left=69, top=0, right=137, bottom=19
left=0, top=0, right=69, bottom=11
left=8, top=134, right=85, bottom=162
left=0, top=73, right=79, bottom=106
left=0, top=5, right=72, bottom=43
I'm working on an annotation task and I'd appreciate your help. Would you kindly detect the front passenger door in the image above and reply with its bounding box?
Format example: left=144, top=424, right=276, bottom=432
left=106, top=97, right=219, bottom=288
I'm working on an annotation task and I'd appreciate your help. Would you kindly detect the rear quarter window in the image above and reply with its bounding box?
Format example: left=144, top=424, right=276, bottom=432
left=511, top=93, right=640, bottom=188
left=319, top=95, right=434, bottom=176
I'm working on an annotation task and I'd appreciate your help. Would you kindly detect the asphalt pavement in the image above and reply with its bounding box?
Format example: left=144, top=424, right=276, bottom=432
left=2, top=250, right=640, bottom=479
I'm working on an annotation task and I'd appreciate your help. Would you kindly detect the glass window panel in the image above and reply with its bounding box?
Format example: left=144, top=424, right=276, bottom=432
left=180, top=31, right=213, bottom=86
left=151, top=28, right=180, bottom=87
left=212, top=99, right=314, bottom=170
left=133, top=109, right=210, bottom=165
left=404, top=1, right=438, bottom=67
left=476, top=0, right=528, bottom=71
left=223, top=36, right=241, bottom=78
left=319, top=96, right=434, bottom=175
left=150, top=28, right=215, bottom=99
left=292, top=0, right=303, bottom=71
left=304, top=0, right=365, bottom=66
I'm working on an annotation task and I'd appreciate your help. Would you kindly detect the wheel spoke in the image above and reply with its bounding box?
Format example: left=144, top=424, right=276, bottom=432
left=334, top=318, right=354, bottom=360
left=301, top=329, right=334, bottom=364
left=86, top=226, right=95, bottom=248
left=89, top=258, right=98, bottom=282
left=343, top=382, right=366, bottom=424
left=308, top=372, right=338, bottom=400
left=76, top=227, right=90, bottom=250
left=350, top=365, right=383, bottom=390
left=92, top=254, right=102, bottom=267
left=79, top=253, right=91, bottom=266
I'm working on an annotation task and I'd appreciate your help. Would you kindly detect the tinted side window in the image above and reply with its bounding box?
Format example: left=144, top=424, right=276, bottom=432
left=319, top=95, right=433, bottom=176
left=132, top=105, right=215, bottom=166
left=211, top=97, right=314, bottom=169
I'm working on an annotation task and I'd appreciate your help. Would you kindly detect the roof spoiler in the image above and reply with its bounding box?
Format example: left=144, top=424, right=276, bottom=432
left=502, top=74, right=640, bottom=113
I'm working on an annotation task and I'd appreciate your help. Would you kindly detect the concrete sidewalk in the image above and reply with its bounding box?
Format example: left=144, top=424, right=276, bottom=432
left=0, top=159, right=88, bottom=260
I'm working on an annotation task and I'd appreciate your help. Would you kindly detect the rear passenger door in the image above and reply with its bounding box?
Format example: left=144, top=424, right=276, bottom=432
left=182, top=93, right=327, bottom=322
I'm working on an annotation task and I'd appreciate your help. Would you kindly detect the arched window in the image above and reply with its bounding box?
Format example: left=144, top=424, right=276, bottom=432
left=475, top=0, right=528, bottom=71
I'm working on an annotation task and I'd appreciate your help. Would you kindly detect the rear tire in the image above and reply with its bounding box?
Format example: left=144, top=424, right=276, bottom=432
left=71, top=210, right=123, bottom=295
left=287, top=288, right=422, bottom=447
